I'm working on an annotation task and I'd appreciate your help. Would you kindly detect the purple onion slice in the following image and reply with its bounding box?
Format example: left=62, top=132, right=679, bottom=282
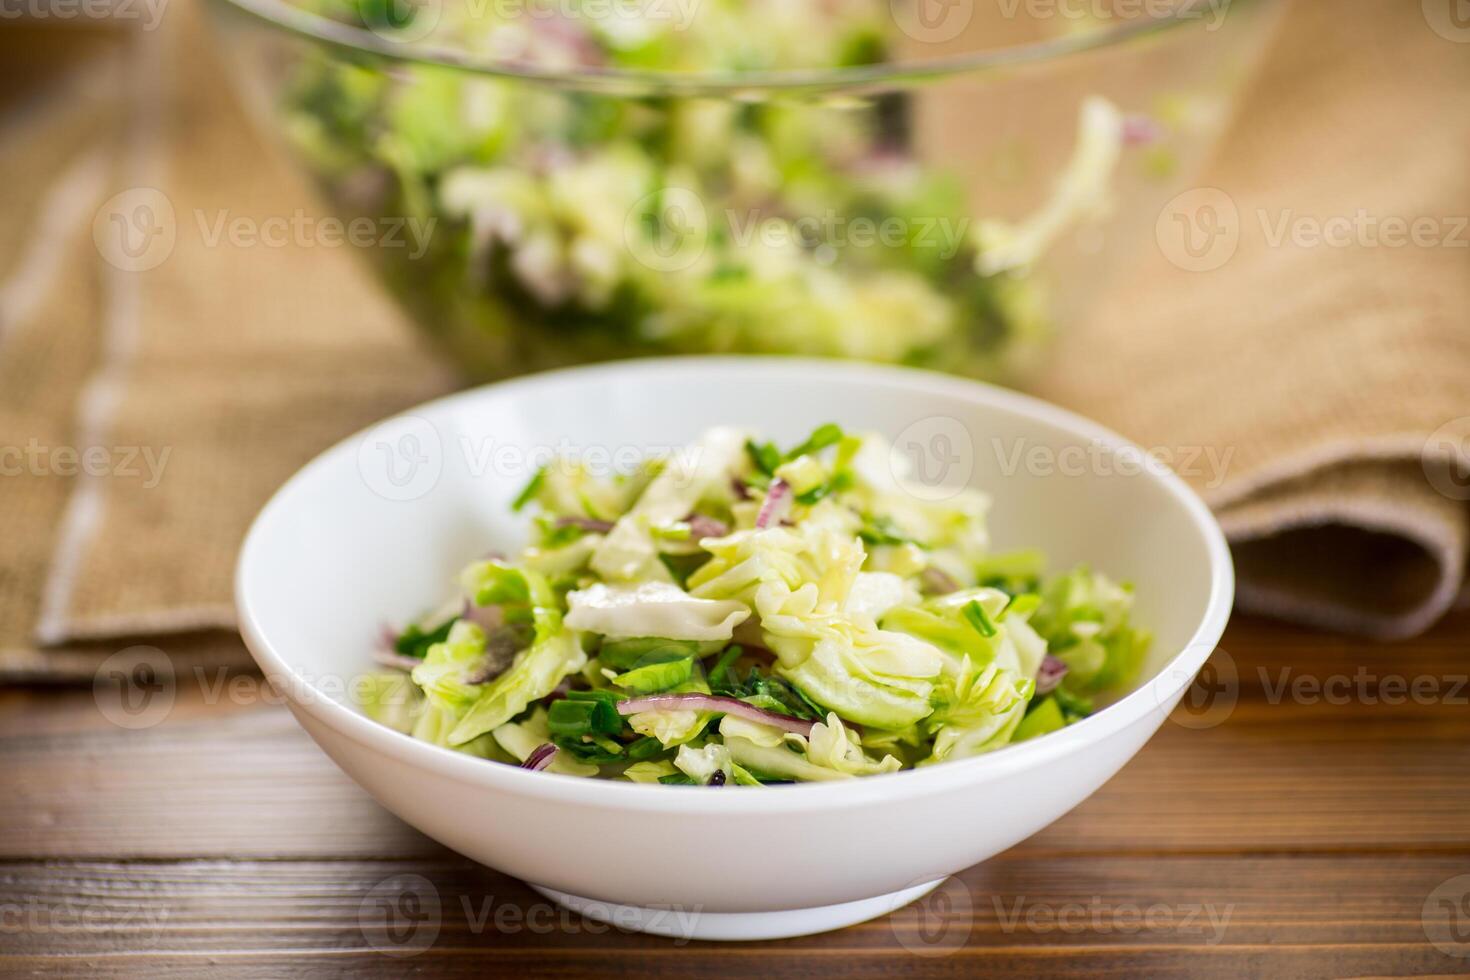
left=461, top=598, right=503, bottom=633
left=615, top=693, right=816, bottom=737
left=755, top=479, right=792, bottom=530
left=1123, top=114, right=1164, bottom=146
left=373, top=649, right=423, bottom=672
left=919, top=566, right=961, bottom=596
left=556, top=515, right=616, bottom=534
left=522, top=743, right=558, bottom=771
left=1035, top=655, right=1069, bottom=696
left=685, top=513, right=730, bottom=540
left=461, top=627, right=528, bottom=685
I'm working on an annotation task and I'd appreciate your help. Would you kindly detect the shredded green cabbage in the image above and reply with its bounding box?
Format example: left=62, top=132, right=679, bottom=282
left=358, top=425, right=1150, bottom=783
left=276, top=3, right=1138, bottom=380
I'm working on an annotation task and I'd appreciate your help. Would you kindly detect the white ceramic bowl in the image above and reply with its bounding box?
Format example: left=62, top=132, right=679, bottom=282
left=236, top=357, right=1233, bottom=941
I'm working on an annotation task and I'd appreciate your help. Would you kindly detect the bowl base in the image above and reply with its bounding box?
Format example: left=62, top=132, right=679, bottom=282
left=528, top=879, right=944, bottom=941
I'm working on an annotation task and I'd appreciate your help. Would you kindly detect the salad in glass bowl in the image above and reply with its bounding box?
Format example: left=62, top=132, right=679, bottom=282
left=207, top=0, right=1280, bottom=380
left=359, top=424, right=1149, bottom=783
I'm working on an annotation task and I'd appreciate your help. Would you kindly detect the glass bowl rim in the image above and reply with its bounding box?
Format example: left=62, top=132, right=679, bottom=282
left=206, top=0, right=1263, bottom=95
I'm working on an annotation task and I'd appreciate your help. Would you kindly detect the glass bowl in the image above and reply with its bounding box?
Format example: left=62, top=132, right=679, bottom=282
left=203, top=0, right=1281, bottom=382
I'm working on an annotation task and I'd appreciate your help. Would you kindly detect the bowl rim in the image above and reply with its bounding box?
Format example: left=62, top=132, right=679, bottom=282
left=236, top=355, right=1234, bottom=814
left=205, top=0, right=1263, bottom=96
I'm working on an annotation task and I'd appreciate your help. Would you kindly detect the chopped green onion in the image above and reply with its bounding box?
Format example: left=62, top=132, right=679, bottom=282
left=623, top=736, right=665, bottom=761
left=548, top=691, right=624, bottom=736
left=587, top=733, right=624, bottom=754
left=535, top=515, right=590, bottom=548
left=1000, top=593, right=1041, bottom=620
left=784, top=423, right=844, bottom=461
left=1014, top=697, right=1066, bottom=742
left=962, top=599, right=997, bottom=638
left=553, top=734, right=624, bottom=765
left=974, top=549, right=1045, bottom=594
left=547, top=699, right=599, bottom=737
left=795, top=484, right=830, bottom=506
left=706, top=645, right=743, bottom=690
left=511, top=465, right=546, bottom=512
left=651, top=521, right=693, bottom=542
left=731, top=763, right=767, bottom=786
left=393, top=617, right=457, bottom=658
left=577, top=489, right=613, bottom=522
left=745, top=439, right=781, bottom=476
left=1054, top=686, right=1094, bottom=720
left=858, top=514, right=914, bottom=547
left=658, top=552, right=706, bottom=589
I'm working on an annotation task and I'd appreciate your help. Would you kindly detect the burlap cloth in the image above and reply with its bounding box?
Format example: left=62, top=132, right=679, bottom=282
left=0, top=13, right=453, bottom=680
left=1, top=0, right=1466, bottom=681
left=1034, top=0, right=1470, bottom=639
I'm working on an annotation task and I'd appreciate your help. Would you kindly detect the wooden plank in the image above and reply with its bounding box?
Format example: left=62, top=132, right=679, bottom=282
left=0, top=855, right=1462, bottom=961
left=0, top=709, right=441, bottom=860
left=0, top=947, right=1461, bottom=980
left=1, top=613, right=1467, bottom=976
left=2, top=685, right=1466, bottom=859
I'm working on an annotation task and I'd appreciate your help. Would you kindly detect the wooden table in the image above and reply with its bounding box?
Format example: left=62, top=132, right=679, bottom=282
left=3, top=614, right=1468, bottom=977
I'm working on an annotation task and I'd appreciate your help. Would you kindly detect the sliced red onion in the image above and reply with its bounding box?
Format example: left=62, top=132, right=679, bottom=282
left=537, top=15, right=604, bottom=68
left=529, top=142, right=574, bottom=176
left=457, top=602, right=522, bottom=684
left=373, top=649, right=423, bottom=672
left=461, top=599, right=503, bottom=633
left=556, top=515, right=615, bottom=534
left=755, top=479, right=792, bottom=530
left=853, top=147, right=917, bottom=178
left=461, top=623, right=530, bottom=685
left=377, top=623, right=400, bottom=652
left=522, top=743, right=558, bottom=771
left=1036, top=655, right=1069, bottom=696
left=462, top=661, right=503, bottom=686
left=685, top=513, right=730, bottom=540
left=1123, top=114, right=1164, bottom=147
left=616, top=693, right=815, bottom=736
left=337, top=166, right=392, bottom=213
left=920, top=566, right=962, bottom=596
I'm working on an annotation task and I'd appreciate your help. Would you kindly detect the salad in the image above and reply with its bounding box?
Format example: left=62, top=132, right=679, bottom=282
left=359, top=424, right=1150, bottom=784
left=279, top=0, right=1130, bottom=379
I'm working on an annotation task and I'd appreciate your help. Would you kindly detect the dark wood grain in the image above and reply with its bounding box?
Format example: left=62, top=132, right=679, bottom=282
left=0, top=854, right=1461, bottom=950
left=3, top=613, right=1469, bottom=976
